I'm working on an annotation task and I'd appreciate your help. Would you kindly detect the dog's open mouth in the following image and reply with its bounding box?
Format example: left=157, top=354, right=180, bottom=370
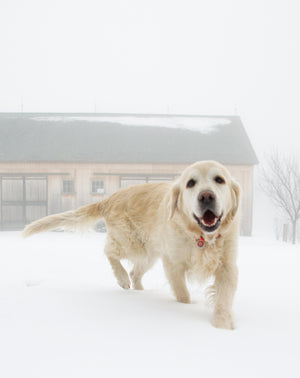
left=193, top=210, right=222, bottom=233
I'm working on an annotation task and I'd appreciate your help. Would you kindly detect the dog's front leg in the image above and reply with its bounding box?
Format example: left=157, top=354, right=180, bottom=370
left=211, top=262, right=238, bottom=330
left=163, top=257, right=191, bottom=304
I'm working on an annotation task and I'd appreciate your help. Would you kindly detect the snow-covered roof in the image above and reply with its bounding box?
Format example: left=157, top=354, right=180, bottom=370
left=0, top=113, right=258, bottom=165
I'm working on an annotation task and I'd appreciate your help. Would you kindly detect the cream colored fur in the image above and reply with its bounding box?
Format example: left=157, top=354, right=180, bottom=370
left=23, top=161, right=241, bottom=329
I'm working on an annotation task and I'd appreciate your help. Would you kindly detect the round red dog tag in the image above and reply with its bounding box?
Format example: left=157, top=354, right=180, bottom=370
left=196, top=237, right=205, bottom=249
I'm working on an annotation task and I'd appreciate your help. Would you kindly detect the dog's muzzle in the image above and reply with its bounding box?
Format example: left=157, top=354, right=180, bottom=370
left=194, top=190, right=222, bottom=232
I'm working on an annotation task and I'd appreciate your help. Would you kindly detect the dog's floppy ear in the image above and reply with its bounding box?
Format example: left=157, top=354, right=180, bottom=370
left=231, top=179, right=241, bottom=218
left=168, top=182, right=180, bottom=220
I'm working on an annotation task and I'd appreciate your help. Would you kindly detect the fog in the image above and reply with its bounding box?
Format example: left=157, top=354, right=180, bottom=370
left=1, top=0, right=300, bottom=156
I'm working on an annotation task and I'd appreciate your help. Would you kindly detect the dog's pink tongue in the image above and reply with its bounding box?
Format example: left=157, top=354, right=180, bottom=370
left=202, top=210, right=217, bottom=225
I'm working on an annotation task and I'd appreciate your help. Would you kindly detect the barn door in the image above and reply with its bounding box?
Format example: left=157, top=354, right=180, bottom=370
left=0, top=176, right=48, bottom=229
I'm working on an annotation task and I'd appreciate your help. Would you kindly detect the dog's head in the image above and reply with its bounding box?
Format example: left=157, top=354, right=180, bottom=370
left=168, top=161, right=241, bottom=235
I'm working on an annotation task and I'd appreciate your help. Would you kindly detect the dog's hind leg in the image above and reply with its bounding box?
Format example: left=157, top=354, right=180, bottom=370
left=130, top=257, right=156, bottom=290
left=104, top=239, right=131, bottom=290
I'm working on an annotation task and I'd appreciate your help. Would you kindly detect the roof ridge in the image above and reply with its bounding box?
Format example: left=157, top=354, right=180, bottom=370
left=0, top=112, right=240, bottom=119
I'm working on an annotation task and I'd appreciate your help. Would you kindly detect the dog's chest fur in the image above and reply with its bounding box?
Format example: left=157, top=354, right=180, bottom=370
left=188, top=237, right=224, bottom=279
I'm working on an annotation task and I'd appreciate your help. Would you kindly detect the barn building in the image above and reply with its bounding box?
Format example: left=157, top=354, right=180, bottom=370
left=0, top=113, right=258, bottom=235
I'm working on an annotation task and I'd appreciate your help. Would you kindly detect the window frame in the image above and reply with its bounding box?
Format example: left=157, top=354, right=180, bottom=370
left=91, top=180, right=105, bottom=195
left=62, top=179, right=75, bottom=194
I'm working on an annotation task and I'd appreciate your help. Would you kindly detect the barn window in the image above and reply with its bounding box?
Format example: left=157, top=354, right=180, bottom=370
left=92, top=180, right=105, bottom=194
left=62, top=180, right=75, bottom=194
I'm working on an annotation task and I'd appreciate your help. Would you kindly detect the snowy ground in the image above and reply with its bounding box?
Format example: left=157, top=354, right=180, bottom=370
left=0, top=232, right=299, bottom=378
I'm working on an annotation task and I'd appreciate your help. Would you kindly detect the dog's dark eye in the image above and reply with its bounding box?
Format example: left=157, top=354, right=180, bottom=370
left=187, top=179, right=196, bottom=188
left=215, top=176, right=225, bottom=184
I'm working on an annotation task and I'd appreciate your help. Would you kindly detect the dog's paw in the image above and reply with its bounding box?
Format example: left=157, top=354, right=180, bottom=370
left=176, top=295, right=191, bottom=304
left=133, top=282, right=144, bottom=290
left=118, top=276, right=131, bottom=290
left=211, top=311, right=234, bottom=330
left=129, top=272, right=144, bottom=290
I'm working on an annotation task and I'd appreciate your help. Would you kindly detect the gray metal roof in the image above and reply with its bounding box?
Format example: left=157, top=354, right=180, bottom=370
left=0, top=113, right=258, bottom=165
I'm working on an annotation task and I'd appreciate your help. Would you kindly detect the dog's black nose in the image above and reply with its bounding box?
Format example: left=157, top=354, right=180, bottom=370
left=198, top=191, right=215, bottom=204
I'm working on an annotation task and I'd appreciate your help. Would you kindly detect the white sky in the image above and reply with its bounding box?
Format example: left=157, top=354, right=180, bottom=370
left=0, top=0, right=299, bottom=157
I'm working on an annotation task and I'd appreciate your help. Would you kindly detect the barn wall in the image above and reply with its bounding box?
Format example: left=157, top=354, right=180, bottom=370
left=227, top=165, right=254, bottom=236
left=0, top=162, right=254, bottom=235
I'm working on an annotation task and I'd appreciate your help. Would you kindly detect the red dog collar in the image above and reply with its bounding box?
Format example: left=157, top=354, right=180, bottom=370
left=196, top=234, right=221, bottom=249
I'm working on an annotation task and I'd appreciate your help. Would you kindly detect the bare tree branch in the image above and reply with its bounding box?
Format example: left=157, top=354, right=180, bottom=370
left=260, top=151, right=300, bottom=244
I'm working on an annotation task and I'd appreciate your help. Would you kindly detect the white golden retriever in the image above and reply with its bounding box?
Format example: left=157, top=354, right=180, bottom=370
left=23, top=160, right=241, bottom=329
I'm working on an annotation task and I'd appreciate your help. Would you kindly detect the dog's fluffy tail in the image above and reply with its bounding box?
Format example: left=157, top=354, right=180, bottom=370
left=22, top=199, right=109, bottom=238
